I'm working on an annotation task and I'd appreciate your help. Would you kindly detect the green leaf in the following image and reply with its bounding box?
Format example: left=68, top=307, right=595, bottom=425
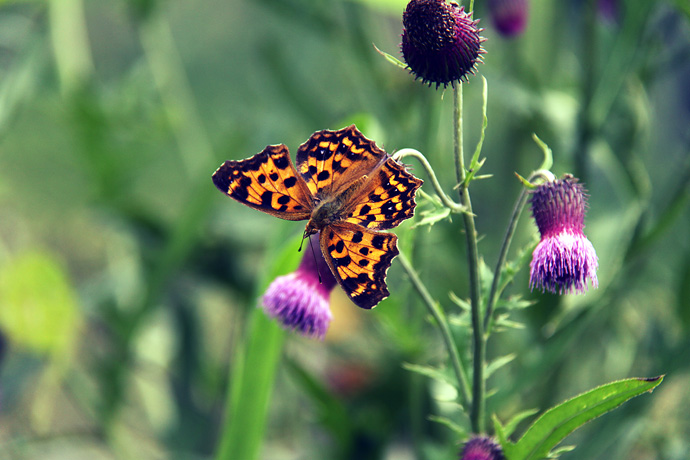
left=532, top=134, right=553, bottom=172
left=498, top=409, right=540, bottom=438
left=502, top=376, right=664, bottom=460
left=465, top=76, right=489, bottom=186
left=412, top=206, right=452, bottom=228
left=428, top=415, right=468, bottom=437
left=485, top=354, right=516, bottom=378
left=373, top=43, right=408, bottom=70
left=402, top=362, right=457, bottom=390
left=449, top=291, right=471, bottom=312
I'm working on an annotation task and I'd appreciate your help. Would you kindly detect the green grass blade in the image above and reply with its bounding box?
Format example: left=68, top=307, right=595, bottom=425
left=215, top=235, right=303, bottom=460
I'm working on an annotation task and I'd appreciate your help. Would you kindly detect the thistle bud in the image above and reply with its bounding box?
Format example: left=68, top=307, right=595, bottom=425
left=401, top=0, right=485, bottom=88
left=460, top=436, right=505, bottom=460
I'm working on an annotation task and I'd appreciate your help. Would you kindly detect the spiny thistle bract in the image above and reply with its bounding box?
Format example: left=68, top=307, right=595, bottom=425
left=401, top=0, right=485, bottom=88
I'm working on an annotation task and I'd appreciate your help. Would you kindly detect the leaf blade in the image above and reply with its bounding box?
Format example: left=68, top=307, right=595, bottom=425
left=511, top=376, right=663, bottom=460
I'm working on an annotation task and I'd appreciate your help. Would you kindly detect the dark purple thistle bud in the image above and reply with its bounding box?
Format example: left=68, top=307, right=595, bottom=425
left=261, top=233, right=337, bottom=340
left=460, top=436, right=505, bottom=460
left=487, top=0, right=528, bottom=37
left=529, top=175, right=599, bottom=295
left=401, top=0, right=486, bottom=89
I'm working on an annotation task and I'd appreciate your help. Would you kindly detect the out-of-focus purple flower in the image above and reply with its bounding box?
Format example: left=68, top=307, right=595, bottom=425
left=487, top=0, right=529, bottom=37
left=460, top=436, right=505, bottom=460
left=261, top=233, right=337, bottom=340
left=401, top=0, right=485, bottom=88
left=529, top=175, right=599, bottom=295
left=598, top=0, right=618, bottom=23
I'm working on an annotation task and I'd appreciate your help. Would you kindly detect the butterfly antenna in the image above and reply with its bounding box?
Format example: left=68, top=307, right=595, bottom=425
left=308, top=235, right=323, bottom=284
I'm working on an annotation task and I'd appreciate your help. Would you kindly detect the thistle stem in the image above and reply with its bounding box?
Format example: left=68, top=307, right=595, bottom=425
left=454, top=84, right=485, bottom=433
left=392, top=148, right=466, bottom=214
left=484, top=171, right=554, bottom=331
left=398, top=251, right=472, bottom=409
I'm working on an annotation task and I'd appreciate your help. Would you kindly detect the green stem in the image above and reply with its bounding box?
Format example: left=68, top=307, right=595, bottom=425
left=484, top=189, right=529, bottom=332
left=453, top=84, right=485, bottom=433
left=48, top=0, right=94, bottom=94
left=484, top=171, right=553, bottom=331
left=398, top=251, right=471, bottom=409
left=392, top=148, right=466, bottom=213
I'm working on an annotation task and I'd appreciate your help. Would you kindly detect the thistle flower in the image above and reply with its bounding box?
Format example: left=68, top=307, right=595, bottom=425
left=401, top=0, right=485, bottom=88
left=460, top=436, right=505, bottom=460
left=529, top=175, right=598, bottom=295
left=487, top=0, right=528, bottom=37
left=261, top=234, right=337, bottom=340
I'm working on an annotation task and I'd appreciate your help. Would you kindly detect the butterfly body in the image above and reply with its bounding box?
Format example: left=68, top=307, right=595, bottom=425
left=212, top=125, right=422, bottom=309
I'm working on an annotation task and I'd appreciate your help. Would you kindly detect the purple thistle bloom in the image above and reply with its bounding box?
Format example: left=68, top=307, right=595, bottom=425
left=401, top=0, right=485, bottom=89
left=261, top=234, right=337, bottom=340
left=529, top=175, right=599, bottom=295
left=487, top=0, right=529, bottom=37
left=460, top=436, right=505, bottom=460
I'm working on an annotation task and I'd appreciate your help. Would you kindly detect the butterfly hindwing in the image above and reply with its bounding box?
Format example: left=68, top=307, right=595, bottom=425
left=320, top=222, right=399, bottom=309
left=296, top=125, right=387, bottom=198
left=212, top=145, right=313, bottom=221
left=343, top=158, right=423, bottom=230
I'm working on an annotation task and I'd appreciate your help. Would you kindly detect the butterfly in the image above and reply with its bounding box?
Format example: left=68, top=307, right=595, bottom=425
left=212, top=125, right=423, bottom=309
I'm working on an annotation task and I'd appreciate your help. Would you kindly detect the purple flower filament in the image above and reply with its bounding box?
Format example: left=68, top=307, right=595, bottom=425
left=529, top=175, right=598, bottom=295
left=261, top=234, right=337, bottom=339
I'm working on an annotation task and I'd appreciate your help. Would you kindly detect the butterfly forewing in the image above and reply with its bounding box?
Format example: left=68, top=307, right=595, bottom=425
left=343, top=158, right=423, bottom=230
left=212, top=145, right=313, bottom=221
left=320, top=222, right=399, bottom=309
left=296, top=125, right=387, bottom=198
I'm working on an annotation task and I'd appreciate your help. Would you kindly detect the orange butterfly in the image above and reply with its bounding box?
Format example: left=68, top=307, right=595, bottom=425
left=212, top=125, right=422, bottom=309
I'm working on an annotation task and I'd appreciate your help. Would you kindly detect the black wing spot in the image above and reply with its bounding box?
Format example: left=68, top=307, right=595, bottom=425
left=335, top=240, right=345, bottom=253
left=334, top=255, right=351, bottom=267
left=372, top=235, right=385, bottom=249
left=269, top=172, right=279, bottom=181
left=284, top=176, right=297, bottom=188
left=239, top=176, right=252, bottom=188
left=277, top=195, right=290, bottom=205
left=260, top=191, right=273, bottom=206
left=257, top=174, right=266, bottom=184
left=233, top=186, right=249, bottom=201
left=314, top=147, right=333, bottom=161
left=382, top=201, right=396, bottom=215
left=317, top=170, right=331, bottom=181
left=359, top=247, right=369, bottom=256
left=359, top=259, right=369, bottom=267
left=274, top=156, right=290, bottom=170
left=359, top=204, right=371, bottom=215
left=352, top=231, right=363, bottom=243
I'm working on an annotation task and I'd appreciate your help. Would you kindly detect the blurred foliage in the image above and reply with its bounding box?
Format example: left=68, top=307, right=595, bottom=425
left=0, top=0, right=689, bottom=459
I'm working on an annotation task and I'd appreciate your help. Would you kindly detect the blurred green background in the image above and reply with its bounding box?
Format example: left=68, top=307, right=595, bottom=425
left=0, top=0, right=689, bottom=459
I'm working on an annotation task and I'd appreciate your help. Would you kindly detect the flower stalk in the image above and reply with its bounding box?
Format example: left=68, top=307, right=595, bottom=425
left=484, top=170, right=553, bottom=331
left=392, top=148, right=466, bottom=214
left=398, top=251, right=471, bottom=408
left=453, top=84, right=485, bottom=434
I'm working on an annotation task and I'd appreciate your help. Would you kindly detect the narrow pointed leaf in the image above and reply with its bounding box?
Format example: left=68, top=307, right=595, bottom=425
left=511, top=376, right=663, bottom=460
